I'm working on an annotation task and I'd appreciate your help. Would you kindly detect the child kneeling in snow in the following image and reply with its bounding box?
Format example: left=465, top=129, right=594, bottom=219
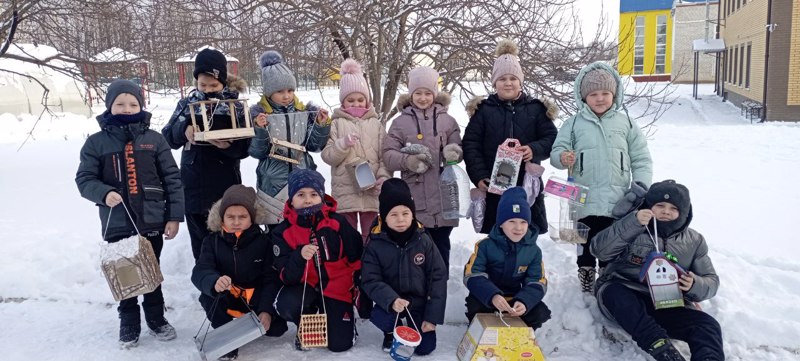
left=591, top=180, right=723, bottom=361
left=463, top=187, right=551, bottom=330
left=191, top=185, right=288, bottom=360
left=361, top=179, right=448, bottom=355
left=271, top=169, right=363, bottom=352
left=76, top=79, right=183, bottom=348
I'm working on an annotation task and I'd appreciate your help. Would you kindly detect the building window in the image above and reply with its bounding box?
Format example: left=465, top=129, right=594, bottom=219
left=634, top=16, right=645, bottom=75
left=655, top=15, right=667, bottom=74
left=746, top=43, right=751, bottom=88
left=739, top=44, right=745, bottom=87
left=731, top=46, right=739, bottom=85
left=726, top=48, right=731, bottom=83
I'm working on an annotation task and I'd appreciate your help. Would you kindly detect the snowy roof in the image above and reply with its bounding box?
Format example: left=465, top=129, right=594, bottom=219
left=91, top=47, right=147, bottom=63
left=176, top=46, right=239, bottom=63
left=693, top=38, right=726, bottom=53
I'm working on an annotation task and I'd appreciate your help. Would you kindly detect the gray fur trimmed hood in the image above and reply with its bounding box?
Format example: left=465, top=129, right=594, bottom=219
left=395, top=91, right=452, bottom=113
left=466, top=94, right=559, bottom=121
left=206, top=198, right=271, bottom=232
left=225, top=74, right=247, bottom=93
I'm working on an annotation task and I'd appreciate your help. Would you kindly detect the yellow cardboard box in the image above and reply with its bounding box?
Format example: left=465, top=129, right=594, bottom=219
left=456, top=313, right=545, bottom=361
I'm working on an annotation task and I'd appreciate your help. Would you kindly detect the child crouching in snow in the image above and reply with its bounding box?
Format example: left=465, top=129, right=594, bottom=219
left=271, top=169, right=363, bottom=352
left=463, top=187, right=551, bottom=330
left=76, top=79, right=183, bottom=348
left=321, top=58, right=391, bottom=242
left=191, top=185, right=288, bottom=360
left=361, top=178, right=448, bottom=355
left=591, top=180, right=723, bottom=361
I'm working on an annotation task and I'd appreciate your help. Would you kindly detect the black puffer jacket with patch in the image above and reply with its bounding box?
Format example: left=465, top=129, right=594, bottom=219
left=361, top=222, right=448, bottom=325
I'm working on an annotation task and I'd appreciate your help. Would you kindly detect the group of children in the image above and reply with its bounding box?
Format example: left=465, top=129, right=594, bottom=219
left=76, top=42, right=723, bottom=361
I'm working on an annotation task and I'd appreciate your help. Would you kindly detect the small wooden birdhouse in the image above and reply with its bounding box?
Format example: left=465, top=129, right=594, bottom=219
left=639, top=253, right=686, bottom=310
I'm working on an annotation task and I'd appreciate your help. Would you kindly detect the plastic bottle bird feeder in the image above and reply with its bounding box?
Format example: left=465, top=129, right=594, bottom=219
left=269, top=138, right=307, bottom=165
left=350, top=160, right=377, bottom=191
left=188, top=99, right=254, bottom=141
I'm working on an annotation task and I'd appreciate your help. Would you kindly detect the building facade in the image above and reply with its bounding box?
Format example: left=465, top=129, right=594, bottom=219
left=672, top=1, right=720, bottom=83
left=718, top=0, right=800, bottom=121
left=619, top=0, right=674, bottom=81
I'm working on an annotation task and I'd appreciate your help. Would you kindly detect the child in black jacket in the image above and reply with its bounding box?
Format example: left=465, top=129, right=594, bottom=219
left=362, top=178, right=448, bottom=355
left=192, top=185, right=288, bottom=360
left=76, top=79, right=183, bottom=348
left=161, top=48, right=250, bottom=260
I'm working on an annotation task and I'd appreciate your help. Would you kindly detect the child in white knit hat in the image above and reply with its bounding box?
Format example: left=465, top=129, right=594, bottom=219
left=382, top=66, right=463, bottom=270
left=550, top=61, right=653, bottom=293
left=321, top=58, right=391, bottom=243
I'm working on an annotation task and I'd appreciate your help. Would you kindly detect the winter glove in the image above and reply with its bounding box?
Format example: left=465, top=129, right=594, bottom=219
left=336, top=133, right=360, bottom=149
left=404, top=153, right=431, bottom=174
left=400, top=143, right=433, bottom=173
left=443, top=143, right=463, bottom=163
left=612, top=181, right=649, bottom=218
left=523, top=163, right=545, bottom=206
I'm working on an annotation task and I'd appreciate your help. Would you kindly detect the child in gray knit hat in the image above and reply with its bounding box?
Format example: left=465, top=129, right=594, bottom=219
left=248, top=50, right=332, bottom=228
left=549, top=61, right=654, bottom=293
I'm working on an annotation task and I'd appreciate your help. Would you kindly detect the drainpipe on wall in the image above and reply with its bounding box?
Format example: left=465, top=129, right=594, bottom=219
left=762, top=0, right=774, bottom=122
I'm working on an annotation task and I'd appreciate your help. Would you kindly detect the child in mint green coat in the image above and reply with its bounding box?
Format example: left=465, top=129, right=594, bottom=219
left=550, top=61, right=653, bottom=293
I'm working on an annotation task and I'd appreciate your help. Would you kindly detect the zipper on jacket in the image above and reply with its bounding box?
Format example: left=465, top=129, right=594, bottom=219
left=143, top=186, right=164, bottom=193
left=233, top=236, right=239, bottom=280
left=620, top=151, right=624, bottom=173
left=579, top=153, right=585, bottom=177
left=284, top=113, right=293, bottom=173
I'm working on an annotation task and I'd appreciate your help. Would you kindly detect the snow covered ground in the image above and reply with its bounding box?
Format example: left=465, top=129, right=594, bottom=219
left=1, top=84, right=799, bottom=360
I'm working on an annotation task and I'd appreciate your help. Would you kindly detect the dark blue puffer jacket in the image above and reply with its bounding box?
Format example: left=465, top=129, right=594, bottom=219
left=463, top=224, right=547, bottom=313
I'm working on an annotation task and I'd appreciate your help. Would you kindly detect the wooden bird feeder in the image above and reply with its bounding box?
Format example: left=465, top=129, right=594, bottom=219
left=269, top=138, right=306, bottom=165
left=188, top=99, right=254, bottom=141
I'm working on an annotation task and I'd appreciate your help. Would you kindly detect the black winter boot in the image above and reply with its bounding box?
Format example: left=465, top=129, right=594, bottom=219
left=144, top=303, right=176, bottom=341
left=382, top=332, right=394, bottom=353
left=648, top=339, right=687, bottom=361
left=118, top=304, right=141, bottom=348
left=218, top=348, right=239, bottom=360
left=578, top=266, right=597, bottom=293
left=119, top=324, right=140, bottom=348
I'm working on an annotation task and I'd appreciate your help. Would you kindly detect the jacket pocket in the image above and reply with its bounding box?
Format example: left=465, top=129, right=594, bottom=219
left=142, top=185, right=166, bottom=224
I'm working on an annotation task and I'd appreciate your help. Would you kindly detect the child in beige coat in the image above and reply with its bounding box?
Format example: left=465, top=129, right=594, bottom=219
left=322, top=59, right=391, bottom=242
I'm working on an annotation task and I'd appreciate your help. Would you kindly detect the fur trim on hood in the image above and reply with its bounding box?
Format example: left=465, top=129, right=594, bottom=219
left=206, top=198, right=271, bottom=232
left=465, top=96, right=487, bottom=118
left=465, top=94, right=559, bottom=121
left=395, top=91, right=451, bottom=113
left=226, top=74, right=247, bottom=93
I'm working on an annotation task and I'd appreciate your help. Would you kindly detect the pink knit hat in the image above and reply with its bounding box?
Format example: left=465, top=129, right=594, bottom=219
left=491, top=39, right=524, bottom=85
left=408, top=66, right=439, bottom=95
left=339, top=59, right=371, bottom=105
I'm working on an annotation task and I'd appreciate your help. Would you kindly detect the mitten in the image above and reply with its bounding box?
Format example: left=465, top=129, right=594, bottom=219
left=336, top=133, right=359, bottom=149
left=404, top=153, right=431, bottom=174
left=443, top=143, right=463, bottom=163
left=612, top=181, right=649, bottom=218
